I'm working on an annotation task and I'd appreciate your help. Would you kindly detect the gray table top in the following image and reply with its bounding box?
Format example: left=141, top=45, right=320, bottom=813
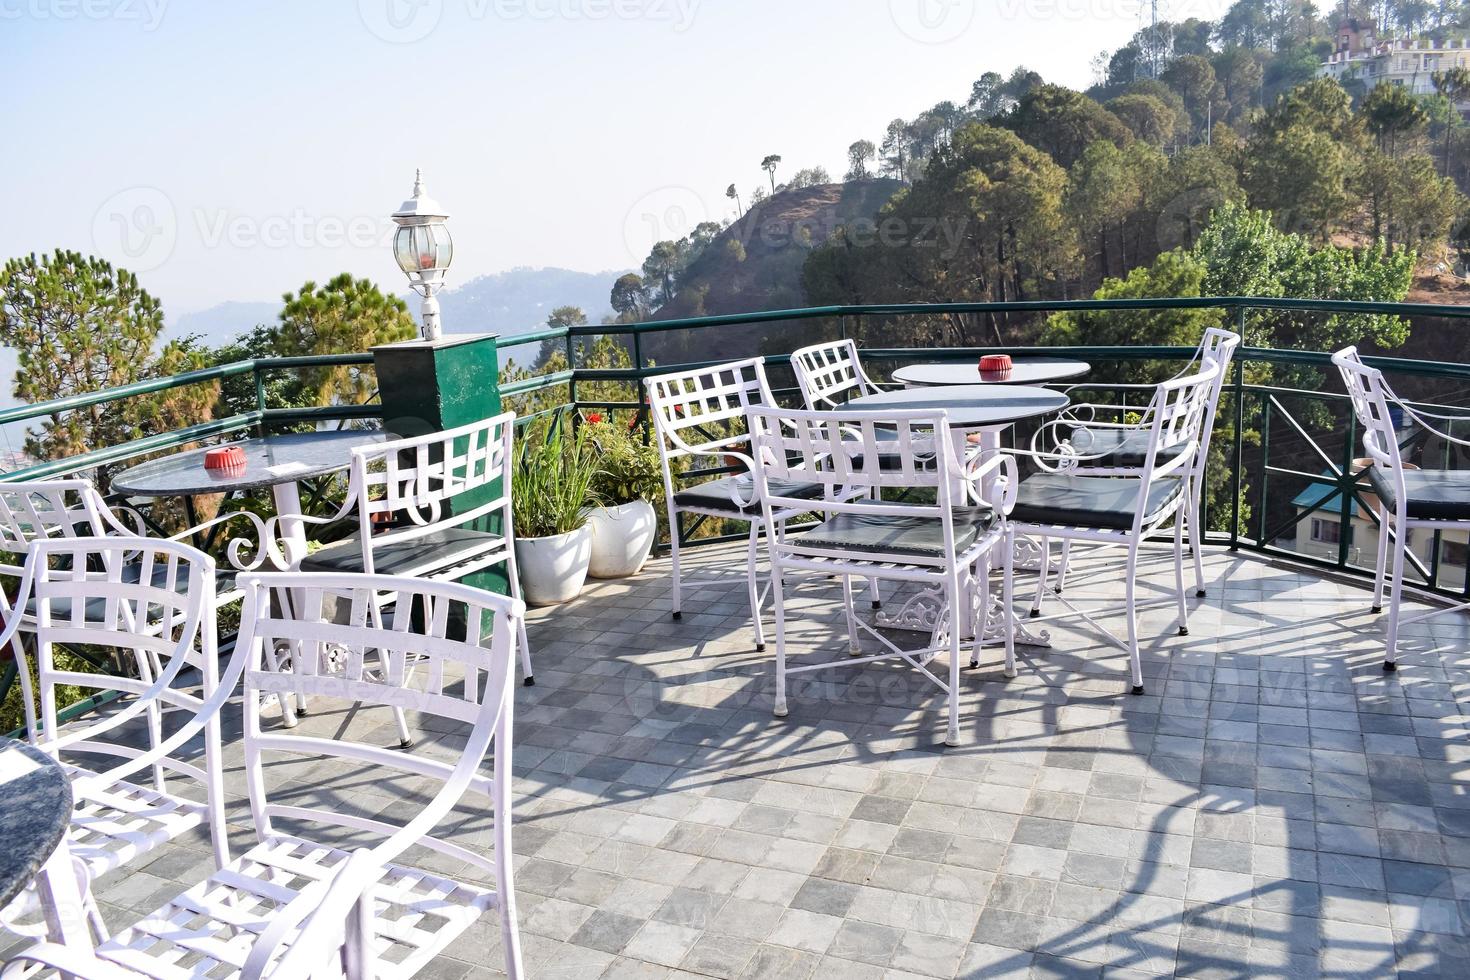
left=0, top=741, right=71, bottom=909
left=891, top=358, right=1091, bottom=387
left=112, top=431, right=391, bottom=497
left=846, top=384, right=1070, bottom=428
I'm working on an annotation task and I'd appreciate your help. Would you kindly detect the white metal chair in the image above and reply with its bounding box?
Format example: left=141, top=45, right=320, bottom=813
left=0, top=478, right=272, bottom=614
left=271, top=413, right=531, bottom=746
left=1334, top=346, right=1470, bottom=671
left=1011, top=357, right=1223, bottom=695
left=790, top=338, right=889, bottom=409
left=1030, top=328, right=1241, bottom=600
left=0, top=536, right=228, bottom=943
left=746, top=405, right=1017, bottom=747
left=1, top=571, right=527, bottom=980
left=646, top=357, right=856, bottom=651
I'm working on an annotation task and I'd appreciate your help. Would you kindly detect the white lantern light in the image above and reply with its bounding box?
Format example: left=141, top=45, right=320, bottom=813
left=391, top=169, right=453, bottom=341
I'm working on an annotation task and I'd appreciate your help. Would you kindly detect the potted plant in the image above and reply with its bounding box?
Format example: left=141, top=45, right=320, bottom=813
left=584, top=412, right=664, bottom=578
left=512, top=417, right=600, bottom=605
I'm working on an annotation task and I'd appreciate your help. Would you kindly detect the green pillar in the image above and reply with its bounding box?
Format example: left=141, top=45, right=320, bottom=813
left=372, top=333, right=508, bottom=596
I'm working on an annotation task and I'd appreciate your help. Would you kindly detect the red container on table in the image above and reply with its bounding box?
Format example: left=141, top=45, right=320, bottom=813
left=204, top=445, right=247, bottom=476
left=979, top=354, right=1013, bottom=376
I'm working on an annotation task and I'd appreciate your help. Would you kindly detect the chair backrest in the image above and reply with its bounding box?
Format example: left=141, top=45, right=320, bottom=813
left=1134, top=358, right=1222, bottom=515
left=235, top=571, right=523, bottom=877
left=1194, top=328, right=1242, bottom=473
left=746, top=406, right=981, bottom=562
left=348, top=412, right=516, bottom=569
left=0, top=480, right=111, bottom=577
left=790, top=339, right=878, bottom=410
left=7, top=537, right=221, bottom=823
left=645, top=358, right=776, bottom=495
left=1333, top=346, right=1406, bottom=506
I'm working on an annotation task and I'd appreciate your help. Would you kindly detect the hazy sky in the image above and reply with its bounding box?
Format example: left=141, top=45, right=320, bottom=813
left=2, top=0, right=1236, bottom=318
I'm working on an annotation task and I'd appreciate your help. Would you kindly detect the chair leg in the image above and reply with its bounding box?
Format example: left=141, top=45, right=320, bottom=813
left=493, top=712, right=524, bottom=980
left=669, top=512, right=683, bottom=621
left=771, top=562, right=789, bottom=718
left=505, top=551, right=535, bottom=686
left=1002, top=528, right=1017, bottom=679
left=746, top=524, right=766, bottom=652
left=945, top=572, right=962, bottom=748
left=1054, top=539, right=1072, bottom=595
left=840, top=574, right=861, bottom=655
left=868, top=576, right=882, bottom=610
left=1372, top=504, right=1391, bottom=615
left=1125, top=544, right=1145, bottom=695
left=969, top=554, right=990, bottom=669
left=1385, top=519, right=1407, bottom=672
left=1173, top=513, right=1190, bottom=637
left=1030, top=537, right=1051, bottom=618
left=1188, top=480, right=1207, bottom=598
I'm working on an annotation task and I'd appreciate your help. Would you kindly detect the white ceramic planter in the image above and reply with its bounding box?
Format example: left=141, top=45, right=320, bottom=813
left=515, top=525, right=592, bottom=606
left=587, top=500, right=658, bottom=579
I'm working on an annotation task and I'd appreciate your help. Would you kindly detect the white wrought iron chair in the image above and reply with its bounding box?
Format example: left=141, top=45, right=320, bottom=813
left=790, top=338, right=889, bottom=410
left=1029, top=328, right=1241, bottom=602
left=646, top=357, right=856, bottom=651
left=1010, top=357, right=1223, bottom=695
left=1333, top=346, right=1470, bottom=671
left=0, top=536, right=228, bottom=943
left=271, top=413, right=531, bottom=744
left=746, top=405, right=1017, bottom=747
left=1, top=571, right=527, bottom=980
left=0, top=479, right=270, bottom=662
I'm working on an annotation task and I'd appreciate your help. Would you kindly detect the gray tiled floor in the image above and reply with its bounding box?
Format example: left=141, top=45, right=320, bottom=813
left=16, top=542, right=1470, bottom=978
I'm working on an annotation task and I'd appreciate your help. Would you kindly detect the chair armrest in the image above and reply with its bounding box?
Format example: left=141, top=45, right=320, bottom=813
left=963, top=453, right=1019, bottom=516
left=0, top=943, right=140, bottom=980
left=243, top=849, right=384, bottom=980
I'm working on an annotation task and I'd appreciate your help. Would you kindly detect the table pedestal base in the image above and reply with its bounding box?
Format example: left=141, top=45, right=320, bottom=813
left=874, top=588, right=1052, bottom=648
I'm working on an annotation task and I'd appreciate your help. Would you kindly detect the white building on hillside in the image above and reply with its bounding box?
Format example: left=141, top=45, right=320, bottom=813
left=1319, top=20, right=1470, bottom=105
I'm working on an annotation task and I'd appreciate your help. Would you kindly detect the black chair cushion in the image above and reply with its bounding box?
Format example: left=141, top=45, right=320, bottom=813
left=1369, top=467, right=1470, bottom=521
left=25, top=558, right=191, bottom=620
left=302, top=527, right=504, bottom=575
left=1012, top=474, right=1184, bottom=531
left=1069, top=428, right=1189, bottom=469
left=794, top=503, right=995, bottom=557
left=673, top=476, right=824, bottom=516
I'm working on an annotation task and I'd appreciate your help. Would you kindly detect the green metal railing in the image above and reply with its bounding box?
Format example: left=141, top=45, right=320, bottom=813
left=496, top=297, right=1470, bottom=595
left=6, top=298, right=1470, bottom=730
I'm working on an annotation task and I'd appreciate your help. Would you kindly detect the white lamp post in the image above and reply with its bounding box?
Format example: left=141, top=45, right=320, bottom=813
left=391, top=168, right=453, bottom=341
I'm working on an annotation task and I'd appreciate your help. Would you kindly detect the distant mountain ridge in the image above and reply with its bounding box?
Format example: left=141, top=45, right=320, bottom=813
left=169, top=267, right=626, bottom=348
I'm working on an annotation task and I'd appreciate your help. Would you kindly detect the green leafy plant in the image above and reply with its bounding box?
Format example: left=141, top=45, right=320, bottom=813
left=512, top=415, right=600, bottom=539
left=585, top=413, right=664, bottom=506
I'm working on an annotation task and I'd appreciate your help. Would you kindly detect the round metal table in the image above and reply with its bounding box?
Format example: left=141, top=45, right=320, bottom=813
left=113, top=431, right=391, bottom=568
left=0, top=741, right=71, bottom=910
left=846, top=384, right=1070, bottom=429
left=891, top=358, right=1090, bottom=388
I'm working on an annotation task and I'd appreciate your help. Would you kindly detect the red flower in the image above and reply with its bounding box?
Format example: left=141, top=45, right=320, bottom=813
left=586, top=412, right=604, bottom=424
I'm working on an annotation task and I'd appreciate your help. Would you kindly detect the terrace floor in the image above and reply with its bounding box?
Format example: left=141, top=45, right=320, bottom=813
left=22, top=541, right=1470, bottom=978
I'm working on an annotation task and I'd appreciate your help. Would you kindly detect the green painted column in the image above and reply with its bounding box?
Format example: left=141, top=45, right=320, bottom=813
left=372, top=333, right=508, bottom=597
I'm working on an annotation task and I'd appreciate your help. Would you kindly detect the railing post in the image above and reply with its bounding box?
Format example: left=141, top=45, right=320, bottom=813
left=565, top=330, right=577, bottom=412
left=1340, top=412, right=1356, bottom=574
left=1230, top=307, right=1246, bottom=551
left=252, top=363, right=267, bottom=437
